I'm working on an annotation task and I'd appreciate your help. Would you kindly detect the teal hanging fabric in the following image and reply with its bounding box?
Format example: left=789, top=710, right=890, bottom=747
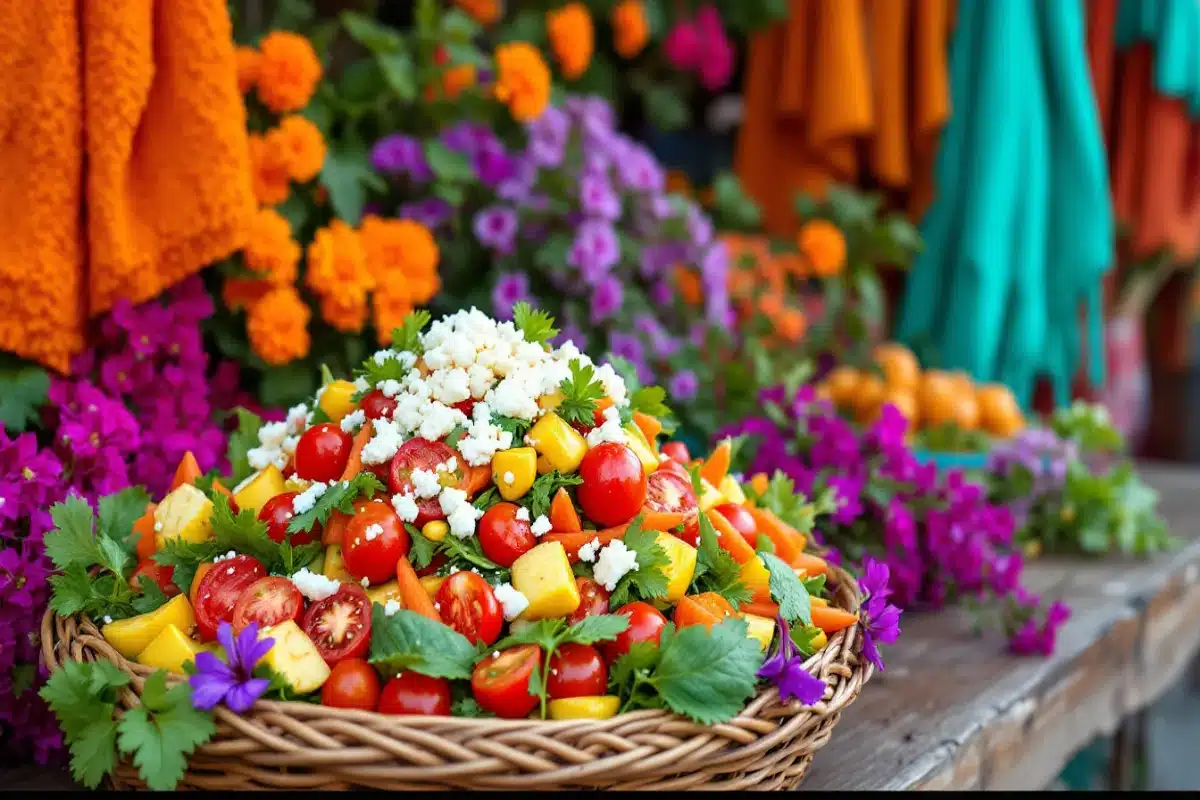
left=895, top=0, right=1114, bottom=410
left=1115, top=0, right=1200, bottom=115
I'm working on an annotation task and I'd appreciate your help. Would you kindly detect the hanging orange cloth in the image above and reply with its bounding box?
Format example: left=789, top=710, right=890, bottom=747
left=0, top=0, right=254, bottom=372
left=735, top=0, right=954, bottom=235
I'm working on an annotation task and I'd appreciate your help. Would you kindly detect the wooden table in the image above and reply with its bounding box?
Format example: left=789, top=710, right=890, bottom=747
left=803, top=460, right=1200, bottom=790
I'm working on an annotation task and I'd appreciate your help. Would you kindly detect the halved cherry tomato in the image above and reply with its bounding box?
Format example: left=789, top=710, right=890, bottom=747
left=342, top=500, right=410, bottom=585
left=131, top=558, right=179, bottom=598
left=378, top=672, right=451, bottom=716
left=194, top=555, right=268, bottom=641
left=301, top=584, right=372, bottom=665
left=388, top=438, right=460, bottom=527
left=602, top=602, right=667, bottom=662
left=644, top=470, right=697, bottom=529
left=471, top=644, right=542, bottom=719
left=321, top=658, right=381, bottom=711
left=360, top=389, right=397, bottom=421
left=258, top=491, right=322, bottom=546
left=294, top=423, right=354, bottom=483
left=660, top=441, right=691, bottom=464
left=546, top=643, right=607, bottom=699
left=231, top=576, right=303, bottom=632
left=714, top=502, right=758, bottom=548
left=676, top=514, right=701, bottom=548
left=476, top=502, right=536, bottom=567
left=435, top=572, right=503, bottom=646
left=566, top=577, right=611, bottom=624
left=549, top=487, right=581, bottom=533
left=576, top=443, right=647, bottom=528
left=655, top=457, right=690, bottom=481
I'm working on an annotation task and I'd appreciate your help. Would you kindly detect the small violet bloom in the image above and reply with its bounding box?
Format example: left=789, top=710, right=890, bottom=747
left=857, top=557, right=902, bottom=671
left=473, top=206, right=519, bottom=255
left=757, top=615, right=826, bottom=706
left=492, top=273, right=530, bottom=321
left=190, top=621, right=274, bottom=713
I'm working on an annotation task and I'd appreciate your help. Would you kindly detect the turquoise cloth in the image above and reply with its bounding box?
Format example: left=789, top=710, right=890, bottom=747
left=1115, top=0, right=1200, bottom=116
left=896, top=0, right=1113, bottom=410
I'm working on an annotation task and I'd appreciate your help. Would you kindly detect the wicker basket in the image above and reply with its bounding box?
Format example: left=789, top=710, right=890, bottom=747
left=41, top=564, right=872, bottom=791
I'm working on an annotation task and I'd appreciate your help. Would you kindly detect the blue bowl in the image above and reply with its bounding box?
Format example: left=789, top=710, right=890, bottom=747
left=911, top=448, right=989, bottom=472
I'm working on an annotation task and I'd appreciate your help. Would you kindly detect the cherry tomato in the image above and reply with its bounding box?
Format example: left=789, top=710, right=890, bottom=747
left=388, top=438, right=460, bottom=527
left=714, top=502, right=758, bottom=548
left=341, top=501, right=410, bottom=585
left=566, top=577, right=611, bottom=625
left=660, top=441, right=691, bottom=464
left=435, top=572, right=503, bottom=646
left=655, top=457, right=691, bottom=481
left=378, top=672, right=452, bottom=716
left=602, top=602, right=667, bottom=662
left=131, top=558, right=179, bottom=598
left=476, top=502, right=536, bottom=567
left=231, top=576, right=303, bottom=632
left=321, top=658, right=381, bottom=711
left=301, top=584, right=372, bottom=665
left=453, top=398, right=477, bottom=418
left=360, top=389, right=397, bottom=420
left=194, top=555, right=268, bottom=641
left=546, top=644, right=607, bottom=699
left=471, top=644, right=542, bottom=719
left=675, top=514, right=701, bottom=548
left=294, top=423, right=353, bottom=483
left=645, top=470, right=697, bottom=515
left=258, top=491, right=322, bottom=546
left=576, top=443, right=647, bottom=528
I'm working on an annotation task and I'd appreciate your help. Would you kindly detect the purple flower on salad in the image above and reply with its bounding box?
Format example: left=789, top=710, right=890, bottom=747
left=757, top=615, right=826, bottom=705
left=189, top=622, right=274, bottom=714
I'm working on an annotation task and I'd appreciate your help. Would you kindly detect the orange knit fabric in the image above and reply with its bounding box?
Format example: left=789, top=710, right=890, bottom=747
left=0, top=0, right=253, bottom=372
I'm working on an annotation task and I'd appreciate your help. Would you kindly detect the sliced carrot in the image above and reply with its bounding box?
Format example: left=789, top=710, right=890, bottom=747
left=791, top=551, right=830, bottom=577
left=639, top=509, right=687, bottom=533
left=748, top=506, right=805, bottom=564
left=170, top=451, right=202, bottom=492
left=749, top=472, right=770, bottom=498
left=594, top=397, right=614, bottom=417
left=675, top=593, right=736, bottom=631
left=133, top=503, right=158, bottom=559
left=459, top=461, right=491, bottom=498
left=633, top=411, right=663, bottom=444
left=549, top=487, right=582, bottom=533
left=699, top=438, right=732, bottom=487
left=396, top=557, right=441, bottom=621
left=210, top=478, right=234, bottom=501
left=322, top=509, right=350, bottom=546
left=543, top=523, right=629, bottom=561
left=811, top=604, right=859, bottom=634
left=739, top=600, right=780, bottom=618
left=705, top=508, right=756, bottom=565
left=340, top=425, right=374, bottom=481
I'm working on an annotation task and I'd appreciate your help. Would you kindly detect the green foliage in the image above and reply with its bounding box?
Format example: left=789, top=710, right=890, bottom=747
left=689, top=513, right=752, bottom=608
left=369, top=605, right=482, bottom=680
left=512, top=301, right=559, bottom=345
left=0, top=353, right=49, bottom=433
left=556, top=359, right=607, bottom=426
left=519, top=470, right=583, bottom=519
left=607, top=517, right=671, bottom=608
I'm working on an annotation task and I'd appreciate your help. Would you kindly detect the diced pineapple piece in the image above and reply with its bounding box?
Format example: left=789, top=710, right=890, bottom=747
left=622, top=425, right=659, bottom=475
left=154, top=484, right=214, bottom=550
left=102, top=595, right=195, bottom=659
left=419, top=575, right=445, bottom=599
left=538, top=390, right=564, bottom=411
left=366, top=581, right=403, bottom=606
left=696, top=477, right=726, bottom=512
left=322, top=545, right=354, bottom=583
left=527, top=413, right=588, bottom=475
left=259, top=620, right=331, bottom=694
left=283, top=476, right=312, bottom=493
left=536, top=455, right=554, bottom=475
left=492, top=447, right=537, bottom=501
left=548, top=695, right=620, bottom=720
left=232, top=464, right=287, bottom=516
left=718, top=475, right=747, bottom=505
left=511, top=541, right=580, bottom=620
left=742, top=613, right=776, bottom=651
left=654, top=532, right=697, bottom=602
left=740, top=555, right=772, bottom=600
left=137, top=623, right=205, bottom=674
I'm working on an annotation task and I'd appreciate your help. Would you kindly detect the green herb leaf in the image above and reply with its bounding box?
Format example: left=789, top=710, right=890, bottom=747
left=98, top=487, right=151, bottom=555
left=48, top=565, right=103, bottom=617
left=131, top=580, right=170, bottom=615
left=690, top=513, right=752, bottom=608
left=512, top=302, right=559, bottom=345
left=608, top=517, right=671, bottom=607
left=629, top=385, right=673, bottom=422
left=0, top=356, right=50, bottom=433
left=520, top=471, right=582, bottom=519
left=390, top=310, right=431, bottom=355
left=790, top=623, right=824, bottom=656
left=490, top=414, right=532, bottom=441
left=116, top=670, right=217, bottom=791
left=438, top=534, right=508, bottom=583
left=687, top=463, right=705, bottom=500
left=225, top=408, right=264, bottom=489
left=286, top=473, right=386, bottom=536
left=472, top=486, right=501, bottom=512
left=608, top=640, right=662, bottom=691
left=801, top=574, right=827, bottom=598
left=755, top=533, right=775, bottom=554
left=556, top=359, right=606, bottom=426
left=369, top=605, right=481, bottom=680
left=760, top=552, right=812, bottom=625
left=450, top=695, right=495, bottom=718
left=211, top=493, right=279, bottom=567
left=39, top=659, right=130, bottom=788
left=153, top=539, right=220, bottom=596
left=277, top=540, right=324, bottom=576
left=561, top=613, right=629, bottom=645
left=492, top=618, right=563, bottom=652
left=744, top=472, right=825, bottom=534
left=648, top=619, right=763, bottom=724
left=44, top=497, right=102, bottom=572
left=406, top=524, right=437, bottom=570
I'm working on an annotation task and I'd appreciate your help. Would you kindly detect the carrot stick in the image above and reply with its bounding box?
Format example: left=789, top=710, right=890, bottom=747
left=549, top=488, right=581, bottom=533
left=639, top=510, right=687, bottom=533
left=699, top=438, right=731, bottom=487
left=322, top=510, right=350, bottom=546
left=811, top=604, right=859, bottom=634
left=210, top=478, right=234, bottom=501
left=133, top=503, right=158, bottom=559
left=395, top=557, right=441, bottom=621
left=543, top=523, right=629, bottom=561
left=739, top=601, right=780, bottom=618
left=749, top=473, right=769, bottom=498
left=633, top=411, right=662, bottom=443
left=748, top=506, right=805, bottom=564
left=339, top=425, right=374, bottom=481
left=791, top=551, right=830, bottom=577
left=170, top=451, right=202, bottom=492
left=705, top=508, right=756, bottom=564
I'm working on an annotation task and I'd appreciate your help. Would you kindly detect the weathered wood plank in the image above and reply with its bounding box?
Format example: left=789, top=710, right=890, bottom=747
left=803, top=461, right=1200, bottom=791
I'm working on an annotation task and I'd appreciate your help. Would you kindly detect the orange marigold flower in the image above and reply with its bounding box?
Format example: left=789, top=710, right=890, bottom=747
left=305, top=220, right=374, bottom=300
left=372, top=282, right=414, bottom=345
left=547, top=3, right=594, bottom=81
left=612, top=0, right=650, bottom=58
left=256, top=31, right=322, bottom=114
left=274, top=116, right=326, bottom=183
left=222, top=277, right=271, bottom=312
left=776, top=251, right=807, bottom=278
left=247, top=286, right=311, bottom=365
left=797, top=219, right=847, bottom=278
left=758, top=294, right=784, bottom=319
left=248, top=133, right=291, bottom=207
left=493, top=42, right=551, bottom=122
left=320, top=290, right=368, bottom=333
left=454, top=0, right=502, bottom=26
left=243, top=208, right=300, bottom=286
left=776, top=309, right=807, bottom=343
left=674, top=265, right=702, bottom=306
left=235, top=46, right=261, bottom=94
left=359, top=215, right=440, bottom=286
left=442, top=63, right=477, bottom=100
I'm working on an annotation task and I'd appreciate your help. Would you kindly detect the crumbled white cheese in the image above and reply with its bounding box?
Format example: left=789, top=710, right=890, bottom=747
left=363, top=523, right=384, bottom=542
left=515, top=506, right=530, bottom=522
left=417, top=401, right=466, bottom=442
left=286, top=403, right=310, bottom=430
left=593, top=363, right=628, bottom=406
left=492, top=583, right=531, bottom=621
left=103, top=615, right=113, bottom=625
left=577, top=537, right=602, bottom=563
left=360, top=576, right=370, bottom=588
left=354, top=376, right=371, bottom=393
left=447, top=503, right=482, bottom=539
left=391, top=492, right=420, bottom=523
left=593, top=540, right=639, bottom=591
left=530, top=515, right=552, bottom=537
left=383, top=599, right=401, bottom=616
left=361, top=418, right=404, bottom=465
left=437, top=457, right=458, bottom=474
left=292, top=569, right=341, bottom=601
left=503, top=471, right=515, bottom=485
left=379, top=379, right=404, bottom=398
left=457, top=402, right=514, bottom=466
left=226, top=567, right=236, bottom=575
left=373, top=349, right=398, bottom=366
left=410, top=467, right=442, bottom=499
left=153, top=521, right=163, bottom=532
left=340, top=408, right=366, bottom=433
left=213, top=550, right=238, bottom=563
left=586, top=405, right=627, bottom=448
left=292, top=481, right=329, bottom=515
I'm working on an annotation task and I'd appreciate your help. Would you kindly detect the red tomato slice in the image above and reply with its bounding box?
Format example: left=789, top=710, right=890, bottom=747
left=301, top=584, right=372, bottom=666
left=645, top=470, right=697, bottom=515
left=388, top=438, right=461, bottom=527
left=131, top=558, right=180, bottom=598
left=655, top=458, right=691, bottom=481
left=471, top=644, right=542, bottom=719
left=231, top=577, right=303, bottom=632
left=360, top=390, right=397, bottom=421
left=341, top=500, right=411, bottom=585
left=194, top=555, right=268, bottom=641
left=660, top=441, right=691, bottom=464
left=294, top=423, right=354, bottom=483
left=378, top=672, right=452, bottom=716
left=258, top=491, right=322, bottom=546
left=435, top=572, right=503, bottom=646
left=576, top=443, right=648, bottom=528
left=602, top=602, right=667, bottom=662
left=321, top=658, right=382, bottom=711
left=566, top=577, right=611, bottom=624
left=476, top=502, right=536, bottom=567
left=546, top=643, right=607, bottom=699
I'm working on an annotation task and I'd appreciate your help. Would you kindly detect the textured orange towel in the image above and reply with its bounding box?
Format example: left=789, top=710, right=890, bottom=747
left=0, top=0, right=253, bottom=372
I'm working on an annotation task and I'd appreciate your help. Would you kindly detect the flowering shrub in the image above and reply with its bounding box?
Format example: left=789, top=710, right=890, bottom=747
left=719, top=386, right=1071, bottom=655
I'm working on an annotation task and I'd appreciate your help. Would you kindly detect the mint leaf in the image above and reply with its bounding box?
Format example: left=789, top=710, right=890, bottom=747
left=512, top=301, right=559, bottom=345
left=116, top=670, right=216, bottom=791
left=369, top=605, right=481, bottom=679
left=647, top=619, right=763, bottom=724
left=760, top=551, right=812, bottom=625
left=556, top=359, right=606, bottom=426
left=608, top=517, right=671, bottom=608
left=44, top=497, right=102, bottom=572
left=690, top=513, right=752, bottom=608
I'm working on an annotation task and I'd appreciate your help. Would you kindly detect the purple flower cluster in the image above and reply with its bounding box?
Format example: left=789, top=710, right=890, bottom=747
left=985, top=427, right=1078, bottom=529
left=719, top=386, right=1070, bottom=655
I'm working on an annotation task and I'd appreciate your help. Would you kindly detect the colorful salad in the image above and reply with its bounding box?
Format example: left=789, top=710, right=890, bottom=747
left=46, top=307, right=864, bottom=726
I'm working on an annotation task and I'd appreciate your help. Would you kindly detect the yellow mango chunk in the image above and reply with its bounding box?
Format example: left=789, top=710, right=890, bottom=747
left=622, top=425, right=659, bottom=475
left=654, top=532, right=697, bottom=603
left=322, top=545, right=355, bottom=583
left=697, top=477, right=726, bottom=512
left=548, top=695, right=621, bottom=720
left=512, top=541, right=580, bottom=620
left=740, top=555, right=771, bottom=599
left=318, top=379, right=358, bottom=424
left=527, top=413, right=588, bottom=475
left=283, top=476, right=312, bottom=493
left=259, top=620, right=331, bottom=694
left=154, top=484, right=214, bottom=550
left=718, top=475, right=747, bottom=506
left=536, top=455, right=554, bottom=475
left=538, top=390, right=564, bottom=411
left=492, top=447, right=537, bottom=501
left=232, top=464, right=287, bottom=516
left=136, top=623, right=204, bottom=674
left=742, top=613, right=776, bottom=651
left=419, top=575, right=445, bottom=599
left=102, top=594, right=195, bottom=659
left=366, top=581, right=403, bottom=606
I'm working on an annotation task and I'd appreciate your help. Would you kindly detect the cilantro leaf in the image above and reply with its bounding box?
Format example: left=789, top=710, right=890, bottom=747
left=44, top=497, right=102, bottom=572
left=277, top=539, right=324, bottom=576
left=39, top=659, right=130, bottom=788
left=744, top=472, right=833, bottom=534
left=801, top=574, right=827, bottom=599
left=791, top=623, right=824, bottom=656
left=390, top=310, right=430, bottom=355
left=608, top=517, right=671, bottom=608
left=369, top=605, right=481, bottom=680
left=98, top=487, right=151, bottom=555
left=561, top=613, right=629, bottom=645
left=608, top=641, right=662, bottom=692
left=405, top=524, right=438, bottom=570
left=646, top=619, right=763, bottom=724
left=48, top=566, right=104, bottom=617
left=438, top=534, right=508, bottom=583
left=490, top=414, right=532, bottom=441
left=520, top=471, right=582, bottom=519
left=690, top=513, right=752, bottom=608
left=225, top=408, right=264, bottom=489
left=629, top=385, right=671, bottom=418
left=153, top=539, right=220, bottom=596
left=131, top=580, right=170, bottom=615
left=211, top=493, right=279, bottom=567
left=760, top=552, right=812, bottom=625
left=451, top=695, right=495, bottom=718
left=286, top=473, right=386, bottom=536
left=116, top=670, right=216, bottom=791
left=556, top=359, right=606, bottom=426
left=512, top=301, right=559, bottom=345
left=492, top=618, right=564, bottom=652
left=0, top=356, right=49, bottom=433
